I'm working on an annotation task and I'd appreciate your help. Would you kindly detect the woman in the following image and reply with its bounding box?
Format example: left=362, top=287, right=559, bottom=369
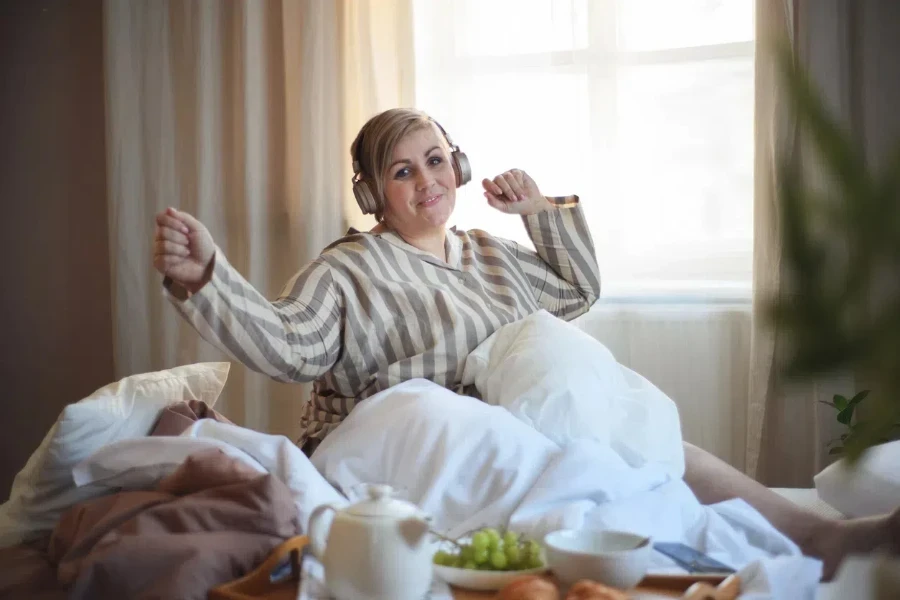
left=154, top=108, right=896, bottom=579
left=156, top=108, right=601, bottom=454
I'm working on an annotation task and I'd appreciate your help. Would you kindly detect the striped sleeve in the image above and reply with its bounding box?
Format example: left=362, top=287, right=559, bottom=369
left=163, top=248, right=343, bottom=383
left=503, top=195, right=601, bottom=320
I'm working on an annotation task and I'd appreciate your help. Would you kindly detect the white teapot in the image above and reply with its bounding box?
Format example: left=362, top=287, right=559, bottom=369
left=308, top=484, right=434, bottom=600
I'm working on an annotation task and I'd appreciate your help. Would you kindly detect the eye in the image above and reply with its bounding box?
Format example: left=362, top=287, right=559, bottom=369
left=393, top=167, right=411, bottom=179
left=428, top=156, right=443, bottom=166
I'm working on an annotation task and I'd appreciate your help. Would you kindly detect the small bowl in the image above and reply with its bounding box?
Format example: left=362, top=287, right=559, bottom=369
left=544, top=529, right=651, bottom=589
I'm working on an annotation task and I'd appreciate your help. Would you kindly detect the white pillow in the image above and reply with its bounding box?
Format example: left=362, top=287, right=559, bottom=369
left=814, top=440, right=900, bottom=518
left=462, top=310, right=685, bottom=478
left=0, top=362, right=230, bottom=548
left=72, top=436, right=266, bottom=490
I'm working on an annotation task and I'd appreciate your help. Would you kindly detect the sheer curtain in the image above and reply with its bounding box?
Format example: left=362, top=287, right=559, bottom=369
left=103, top=0, right=412, bottom=438
left=412, top=0, right=757, bottom=467
left=748, top=0, right=865, bottom=486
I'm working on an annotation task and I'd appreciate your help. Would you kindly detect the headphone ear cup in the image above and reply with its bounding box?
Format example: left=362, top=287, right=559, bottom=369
left=353, top=180, right=380, bottom=215
left=451, top=150, right=471, bottom=187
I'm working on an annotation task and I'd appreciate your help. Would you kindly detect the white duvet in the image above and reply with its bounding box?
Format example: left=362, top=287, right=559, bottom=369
left=72, top=310, right=821, bottom=598
left=462, top=309, right=686, bottom=478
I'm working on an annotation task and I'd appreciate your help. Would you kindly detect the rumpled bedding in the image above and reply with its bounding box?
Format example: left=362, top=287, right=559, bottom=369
left=0, top=402, right=303, bottom=600
left=1, top=313, right=826, bottom=599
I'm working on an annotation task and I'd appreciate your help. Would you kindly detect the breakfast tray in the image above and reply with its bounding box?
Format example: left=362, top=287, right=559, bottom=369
left=209, top=536, right=741, bottom=600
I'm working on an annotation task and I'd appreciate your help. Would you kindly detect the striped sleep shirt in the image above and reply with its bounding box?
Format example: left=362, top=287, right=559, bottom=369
left=165, top=196, right=601, bottom=452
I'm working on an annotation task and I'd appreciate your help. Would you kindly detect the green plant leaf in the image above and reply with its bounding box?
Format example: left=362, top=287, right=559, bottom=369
left=837, top=406, right=856, bottom=425
left=848, top=390, right=870, bottom=406
left=819, top=400, right=838, bottom=410
left=828, top=447, right=845, bottom=456
left=833, top=395, right=849, bottom=411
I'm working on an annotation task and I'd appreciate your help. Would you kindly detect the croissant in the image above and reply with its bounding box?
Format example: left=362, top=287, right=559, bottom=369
left=564, top=579, right=630, bottom=600
left=497, top=575, right=561, bottom=600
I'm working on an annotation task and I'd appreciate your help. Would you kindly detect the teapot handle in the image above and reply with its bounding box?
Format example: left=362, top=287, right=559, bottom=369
left=307, top=503, right=338, bottom=561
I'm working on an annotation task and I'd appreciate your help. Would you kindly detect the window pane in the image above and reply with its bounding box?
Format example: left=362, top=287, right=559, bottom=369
left=602, top=57, right=754, bottom=285
left=616, top=0, right=754, bottom=52
left=412, top=0, right=755, bottom=297
left=418, top=71, right=593, bottom=244
left=447, top=0, right=589, bottom=57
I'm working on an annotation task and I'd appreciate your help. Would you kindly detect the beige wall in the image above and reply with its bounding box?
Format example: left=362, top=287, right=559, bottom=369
left=0, top=0, right=113, bottom=495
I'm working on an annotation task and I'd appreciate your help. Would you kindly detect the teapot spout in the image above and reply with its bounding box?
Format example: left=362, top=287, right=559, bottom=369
left=397, top=516, right=432, bottom=548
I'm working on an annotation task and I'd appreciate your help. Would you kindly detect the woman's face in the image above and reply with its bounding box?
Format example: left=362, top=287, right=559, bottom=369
left=381, top=125, right=457, bottom=237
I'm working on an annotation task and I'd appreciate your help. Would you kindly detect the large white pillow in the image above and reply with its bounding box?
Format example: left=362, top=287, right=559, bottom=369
left=0, top=362, right=230, bottom=548
left=814, top=440, right=900, bottom=518
left=462, top=309, right=685, bottom=478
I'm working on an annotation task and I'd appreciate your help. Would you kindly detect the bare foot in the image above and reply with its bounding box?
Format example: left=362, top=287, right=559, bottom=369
left=811, top=507, right=900, bottom=580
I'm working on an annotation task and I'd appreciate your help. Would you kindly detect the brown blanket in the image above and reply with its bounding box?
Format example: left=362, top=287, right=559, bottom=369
left=1, top=403, right=299, bottom=600
left=151, top=398, right=234, bottom=435
left=0, top=538, right=64, bottom=600
left=47, top=448, right=300, bottom=599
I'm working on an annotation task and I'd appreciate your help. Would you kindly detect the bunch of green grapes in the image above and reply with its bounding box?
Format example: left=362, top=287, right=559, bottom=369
left=432, top=528, right=544, bottom=571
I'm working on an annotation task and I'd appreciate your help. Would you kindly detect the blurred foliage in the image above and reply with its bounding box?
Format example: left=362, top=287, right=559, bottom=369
left=821, top=390, right=900, bottom=457
left=769, top=42, right=900, bottom=463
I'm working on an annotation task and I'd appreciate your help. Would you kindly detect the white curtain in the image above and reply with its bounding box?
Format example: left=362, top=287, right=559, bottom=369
left=341, top=0, right=416, bottom=232
left=103, top=0, right=412, bottom=438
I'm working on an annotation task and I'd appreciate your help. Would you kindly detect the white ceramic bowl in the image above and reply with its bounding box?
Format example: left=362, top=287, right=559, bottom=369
left=544, top=529, right=652, bottom=589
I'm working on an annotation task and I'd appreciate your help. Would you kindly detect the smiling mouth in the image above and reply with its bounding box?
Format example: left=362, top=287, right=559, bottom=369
left=418, top=194, right=442, bottom=207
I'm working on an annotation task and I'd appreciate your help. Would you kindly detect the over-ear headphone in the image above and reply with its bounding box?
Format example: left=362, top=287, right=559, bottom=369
left=351, top=118, right=471, bottom=216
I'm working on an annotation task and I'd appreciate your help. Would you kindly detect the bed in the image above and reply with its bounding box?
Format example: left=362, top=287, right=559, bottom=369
left=2, top=310, right=893, bottom=599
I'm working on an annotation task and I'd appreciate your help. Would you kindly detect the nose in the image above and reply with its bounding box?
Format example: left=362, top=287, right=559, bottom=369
left=415, top=169, right=435, bottom=191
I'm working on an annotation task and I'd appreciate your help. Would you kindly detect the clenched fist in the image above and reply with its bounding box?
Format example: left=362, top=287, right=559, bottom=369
left=482, top=169, right=553, bottom=216
left=152, top=207, right=216, bottom=294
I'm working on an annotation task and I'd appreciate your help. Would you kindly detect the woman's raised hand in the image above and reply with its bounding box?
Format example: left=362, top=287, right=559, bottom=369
left=152, top=208, right=216, bottom=293
left=482, top=169, right=553, bottom=216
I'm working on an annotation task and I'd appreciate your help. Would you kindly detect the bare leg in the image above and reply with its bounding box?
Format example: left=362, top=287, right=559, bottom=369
left=683, top=442, right=899, bottom=580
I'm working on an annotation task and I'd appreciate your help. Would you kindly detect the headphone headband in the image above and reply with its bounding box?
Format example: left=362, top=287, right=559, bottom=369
left=352, top=117, right=455, bottom=178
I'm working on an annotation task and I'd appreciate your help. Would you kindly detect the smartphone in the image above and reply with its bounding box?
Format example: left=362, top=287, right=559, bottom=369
left=653, top=542, right=736, bottom=574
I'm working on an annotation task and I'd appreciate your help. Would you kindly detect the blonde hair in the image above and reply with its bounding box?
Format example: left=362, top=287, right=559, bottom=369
left=350, top=108, right=446, bottom=219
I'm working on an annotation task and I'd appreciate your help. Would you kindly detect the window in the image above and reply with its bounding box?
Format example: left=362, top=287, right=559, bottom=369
left=412, top=0, right=755, bottom=300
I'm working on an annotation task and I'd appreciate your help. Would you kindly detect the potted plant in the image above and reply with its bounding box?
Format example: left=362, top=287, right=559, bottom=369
left=822, top=390, right=900, bottom=457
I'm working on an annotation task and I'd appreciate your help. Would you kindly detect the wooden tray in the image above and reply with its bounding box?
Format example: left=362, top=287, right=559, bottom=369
left=209, top=536, right=740, bottom=600
left=451, top=573, right=738, bottom=599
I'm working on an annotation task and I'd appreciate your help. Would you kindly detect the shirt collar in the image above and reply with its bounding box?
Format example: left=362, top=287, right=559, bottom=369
left=347, top=226, right=461, bottom=271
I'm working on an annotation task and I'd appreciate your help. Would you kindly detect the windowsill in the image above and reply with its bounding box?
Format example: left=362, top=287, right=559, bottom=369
left=597, top=282, right=752, bottom=307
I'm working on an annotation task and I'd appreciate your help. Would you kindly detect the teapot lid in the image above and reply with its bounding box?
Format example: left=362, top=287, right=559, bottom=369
left=345, top=484, right=422, bottom=519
